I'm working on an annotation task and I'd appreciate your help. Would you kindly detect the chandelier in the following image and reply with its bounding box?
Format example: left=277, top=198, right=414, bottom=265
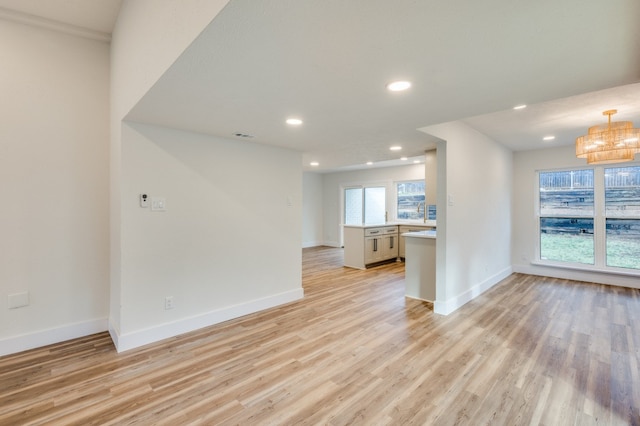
left=575, top=109, right=640, bottom=164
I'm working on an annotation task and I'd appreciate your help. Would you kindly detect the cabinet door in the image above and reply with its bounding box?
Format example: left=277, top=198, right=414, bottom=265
left=383, top=234, right=398, bottom=260
left=364, top=237, right=383, bottom=264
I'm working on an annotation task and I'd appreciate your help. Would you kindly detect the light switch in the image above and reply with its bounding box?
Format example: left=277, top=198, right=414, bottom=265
left=151, top=197, right=166, bottom=212
left=448, top=194, right=454, bottom=206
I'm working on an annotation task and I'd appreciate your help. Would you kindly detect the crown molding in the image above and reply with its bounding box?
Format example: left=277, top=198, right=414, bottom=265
left=0, top=6, right=111, bottom=43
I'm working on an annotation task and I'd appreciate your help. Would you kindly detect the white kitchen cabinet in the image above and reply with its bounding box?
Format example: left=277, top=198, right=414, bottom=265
left=344, top=225, right=398, bottom=269
left=364, top=236, right=384, bottom=264
left=382, top=233, right=398, bottom=260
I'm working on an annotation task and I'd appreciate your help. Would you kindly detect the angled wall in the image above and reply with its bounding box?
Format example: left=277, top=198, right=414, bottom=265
left=113, top=123, right=302, bottom=351
left=109, top=0, right=231, bottom=337
left=110, top=1, right=303, bottom=351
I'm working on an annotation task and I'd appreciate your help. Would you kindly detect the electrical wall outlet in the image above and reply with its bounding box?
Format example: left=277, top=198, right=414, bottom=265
left=8, top=292, right=29, bottom=309
left=164, top=296, right=175, bottom=310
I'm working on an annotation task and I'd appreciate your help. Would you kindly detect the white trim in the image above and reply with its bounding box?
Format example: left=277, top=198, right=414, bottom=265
left=0, top=318, right=108, bottom=357
left=302, top=241, right=342, bottom=248
left=514, top=263, right=640, bottom=290
left=302, top=241, right=324, bottom=248
left=530, top=259, right=640, bottom=278
left=322, top=240, right=342, bottom=248
left=108, top=320, right=121, bottom=352
left=434, top=266, right=512, bottom=315
left=405, top=295, right=433, bottom=303
left=0, top=7, right=111, bottom=42
left=111, top=288, right=304, bottom=353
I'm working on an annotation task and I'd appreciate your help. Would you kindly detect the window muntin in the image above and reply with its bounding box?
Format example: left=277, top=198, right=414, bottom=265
left=604, top=166, right=640, bottom=269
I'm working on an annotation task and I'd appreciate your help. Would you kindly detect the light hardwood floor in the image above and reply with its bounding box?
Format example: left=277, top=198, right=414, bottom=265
left=1, top=246, right=639, bottom=425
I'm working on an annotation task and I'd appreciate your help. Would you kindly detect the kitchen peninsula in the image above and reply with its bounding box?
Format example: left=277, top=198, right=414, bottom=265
left=343, top=221, right=435, bottom=269
left=403, top=230, right=436, bottom=303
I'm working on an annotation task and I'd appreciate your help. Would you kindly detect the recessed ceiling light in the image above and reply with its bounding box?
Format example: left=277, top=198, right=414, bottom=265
left=286, top=118, right=303, bottom=125
left=386, top=81, right=411, bottom=92
left=366, top=161, right=373, bottom=165
left=513, top=104, right=527, bottom=110
left=400, top=157, right=408, bottom=161
left=389, top=145, right=402, bottom=151
left=543, top=136, right=555, bottom=141
left=309, top=161, right=319, bottom=166
left=413, top=160, right=420, bottom=164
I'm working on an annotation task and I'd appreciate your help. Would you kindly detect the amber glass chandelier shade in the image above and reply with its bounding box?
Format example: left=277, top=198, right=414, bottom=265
left=575, top=110, right=640, bottom=164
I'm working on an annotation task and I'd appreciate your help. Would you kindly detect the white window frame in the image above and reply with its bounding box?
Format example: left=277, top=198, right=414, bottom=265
left=394, top=179, right=428, bottom=222
left=340, top=181, right=390, bottom=222
left=534, top=164, right=640, bottom=276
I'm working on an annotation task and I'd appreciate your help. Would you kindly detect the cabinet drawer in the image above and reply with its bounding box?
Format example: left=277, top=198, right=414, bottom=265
left=365, top=226, right=397, bottom=236
left=399, top=225, right=434, bottom=233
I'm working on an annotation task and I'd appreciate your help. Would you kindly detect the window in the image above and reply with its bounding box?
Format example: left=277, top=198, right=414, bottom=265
left=344, top=188, right=363, bottom=225
left=539, top=170, right=594, bottom=264
left=537, top=165, right=640, bottom=271
left=396, top=180, right=435, bottom=220
left=344, top=186, right=386, bottom=225
left=605, top=166, right=640, bottom=269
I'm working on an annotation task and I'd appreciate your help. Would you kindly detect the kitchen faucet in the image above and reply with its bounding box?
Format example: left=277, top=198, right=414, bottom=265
left=417, top=202, right=427, bottom=223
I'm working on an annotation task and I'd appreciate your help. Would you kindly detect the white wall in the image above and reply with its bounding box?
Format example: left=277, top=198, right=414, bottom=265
left=0, top=20, right=110, bottom=355
left=321, top=164, right=427, bottom=247
left=421, top=122, right=512, bottom=314
left=512, top=145, right=640, bottom=289
left=110, top=0, right=231, bottom=335
left=111, top=123, right=303, bottom=350
left=302, top=172, right=324, bottom=248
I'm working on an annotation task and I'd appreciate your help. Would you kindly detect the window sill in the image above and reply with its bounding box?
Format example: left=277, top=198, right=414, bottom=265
left=530, top=260, right=640, bottom=278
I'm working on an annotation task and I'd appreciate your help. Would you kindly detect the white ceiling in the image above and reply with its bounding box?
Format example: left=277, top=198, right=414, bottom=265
left=3, top=0, right=640, bottom=172
left=463, top=83, right=640, bottom=152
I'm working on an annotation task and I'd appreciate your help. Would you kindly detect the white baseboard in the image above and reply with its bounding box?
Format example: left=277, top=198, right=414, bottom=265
left=111, top=287, right=304, bottom=353
left=322, top=241, right=341, bottom=248
left=405, top=295, right=433, bottom=303
left=513, top=263, right=640, bottom=290
left=302, top=241, right=341, bottom=249
left=302, top=241, right=323, bottom=248
left=434, top=266, right=513, bottom=316
left=0, top=317, right=108, bottom=357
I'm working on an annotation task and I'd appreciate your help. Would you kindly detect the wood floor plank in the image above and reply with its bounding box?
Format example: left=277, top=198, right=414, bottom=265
left=1, top=246, right=639, bottom=425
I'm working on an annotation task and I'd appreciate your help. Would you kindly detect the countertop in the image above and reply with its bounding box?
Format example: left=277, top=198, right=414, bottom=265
left=343, top=221, right=436, bottom=229
left=401, top=230, right=437, bottom=239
